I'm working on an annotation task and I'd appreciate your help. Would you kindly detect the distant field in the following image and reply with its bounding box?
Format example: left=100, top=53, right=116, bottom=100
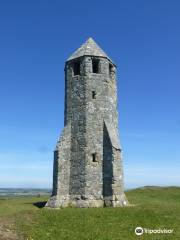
left=0, top=187, right=180, bottom=240
left=0, top=188, right=51, bottom=197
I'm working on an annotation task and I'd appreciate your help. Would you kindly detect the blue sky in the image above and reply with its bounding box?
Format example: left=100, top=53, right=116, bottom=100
left=0, top=0, right=179, bottom=189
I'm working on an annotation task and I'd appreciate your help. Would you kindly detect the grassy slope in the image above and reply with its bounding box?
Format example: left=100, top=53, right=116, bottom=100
left=0, top=187, right=180, bottom=240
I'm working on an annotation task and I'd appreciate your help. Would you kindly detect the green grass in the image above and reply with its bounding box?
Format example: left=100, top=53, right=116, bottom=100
left=0, top=187, right=180, bottom=240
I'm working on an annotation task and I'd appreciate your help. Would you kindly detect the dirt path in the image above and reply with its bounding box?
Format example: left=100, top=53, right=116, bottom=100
left=0, top=218, right=20, bottom=240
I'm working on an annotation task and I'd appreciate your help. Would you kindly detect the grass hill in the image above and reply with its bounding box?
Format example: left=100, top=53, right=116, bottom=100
left=0, top=186, right=180, bottom=240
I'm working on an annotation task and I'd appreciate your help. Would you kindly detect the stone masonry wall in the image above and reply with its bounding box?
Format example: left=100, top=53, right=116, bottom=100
left=46, top=53, right=128, bottom=208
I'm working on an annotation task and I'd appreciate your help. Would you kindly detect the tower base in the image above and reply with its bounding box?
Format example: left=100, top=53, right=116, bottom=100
left=45, top=194, right=128, bottom=208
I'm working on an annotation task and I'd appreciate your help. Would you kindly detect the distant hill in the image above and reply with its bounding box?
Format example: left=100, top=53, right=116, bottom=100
left=0, top=188, right=51, bottom=197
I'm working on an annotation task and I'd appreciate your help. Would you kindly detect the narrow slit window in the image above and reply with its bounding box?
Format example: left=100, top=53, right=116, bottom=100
left=92, top=59, right=100, bottom=73
left=73, top=61, right=80, bottom=75
left=92, top=153, right=97, bottom=162
left=92, top=91, right=96, bottom=99
left=109, top=63, right=113, bottom=75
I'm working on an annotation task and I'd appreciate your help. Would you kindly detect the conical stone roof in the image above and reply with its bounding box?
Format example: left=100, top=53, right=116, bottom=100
left=67, top=37, right=113, bottom=63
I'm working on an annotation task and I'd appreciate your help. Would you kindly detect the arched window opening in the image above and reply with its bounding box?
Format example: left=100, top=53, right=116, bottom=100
left=92, top=59, right=100, bottom=73
left=73, top=61, right=80, bottom=75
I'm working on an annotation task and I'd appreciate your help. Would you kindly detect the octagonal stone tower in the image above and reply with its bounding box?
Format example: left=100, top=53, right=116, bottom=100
left=46, top=38, right=128, bottom=208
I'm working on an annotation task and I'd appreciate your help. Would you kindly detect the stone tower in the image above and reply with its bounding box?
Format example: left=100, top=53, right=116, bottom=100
left=46, top=38, right=128, bottom=208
